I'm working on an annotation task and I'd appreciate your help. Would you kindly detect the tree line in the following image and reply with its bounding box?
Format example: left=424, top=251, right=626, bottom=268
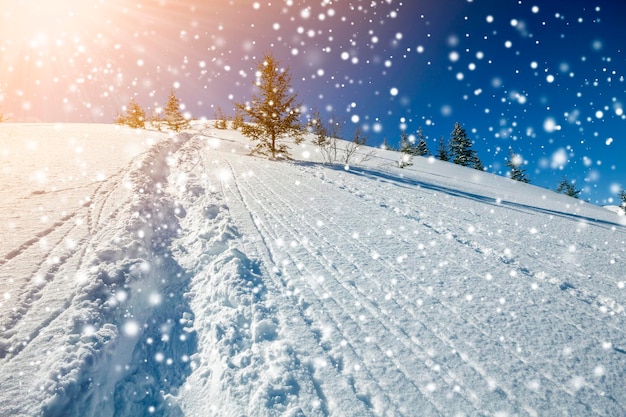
left=47, top=51, right=624, bottom=211
left=115, top=88, right=190, bottom=132
left=114, top=52, right=625, bottom=209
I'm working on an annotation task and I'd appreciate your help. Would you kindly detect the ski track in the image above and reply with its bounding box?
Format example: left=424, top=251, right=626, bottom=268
left=0, top=132, right=197, bottom=416
left=1, top=128, right=625, bottom=416
left=211, top=146, right=626, bottom=416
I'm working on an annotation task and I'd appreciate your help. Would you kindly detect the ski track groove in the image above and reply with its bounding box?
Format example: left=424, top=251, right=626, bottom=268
left=300, top=165, right=625, bottom=414
left=227, top=157, right=621, bottom=416
left=236, top=163, right=527, bottom=415
left=1, top=144, right=163, bottom=361
left=192, top=145, right=370, bottom=416
left=224, top=157, right=486, bottom=416
left=311, top=166, right=626, bottom=342
left=1, top=218, right=81, bottom=336
left=217, top=160, right=380, bottom=416
left=0, top=167, right=127, bottom=343
left=222, top=171, right=414, bottom=416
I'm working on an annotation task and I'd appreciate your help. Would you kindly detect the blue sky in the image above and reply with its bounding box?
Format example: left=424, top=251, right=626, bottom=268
left=1, top=0, right=625, bottom=204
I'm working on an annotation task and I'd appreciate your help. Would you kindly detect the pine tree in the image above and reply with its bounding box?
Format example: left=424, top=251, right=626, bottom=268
left=619, top=190, right=626, bottom=214
left=449, top=122, right=476, bottom=167
left=232, top=106, right=245, bottom=130
left=398, top=130, right=414, bottom=167
left=234, top=52, right=304, bottom=159
left=164, top=89, right=190, bottom=132
left=415, top=127, right=429, bottom=156
left=556, top=176, right=581, bottom=198
left=214, top=105, right=228, bottom=129
left=472, top=157, right=485, bottom=171
left=505, top=149, right=530, bottom=183
left=437, top=136, right=449, bottom=161
left=115, top=97, right=145, bottom=129
left=399, top=130, right=414, bottom=154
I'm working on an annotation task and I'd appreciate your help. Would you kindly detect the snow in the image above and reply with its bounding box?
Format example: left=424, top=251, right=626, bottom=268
left=1, top=122, right=625, bottom=416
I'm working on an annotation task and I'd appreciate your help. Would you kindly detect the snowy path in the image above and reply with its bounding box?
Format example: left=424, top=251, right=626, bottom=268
left=1, top=125, right=625, bottom=416
left=169, top=131, right=626, bottom=416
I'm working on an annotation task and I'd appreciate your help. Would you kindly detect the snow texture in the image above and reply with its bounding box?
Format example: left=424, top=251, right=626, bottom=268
left=1, top=123, right=626, bottom=417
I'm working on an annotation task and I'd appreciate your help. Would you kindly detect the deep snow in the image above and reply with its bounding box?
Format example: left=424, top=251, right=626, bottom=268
left=1, top=123, right=625, bottom=417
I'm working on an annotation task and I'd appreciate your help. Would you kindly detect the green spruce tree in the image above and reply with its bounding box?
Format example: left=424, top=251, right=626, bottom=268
left=415, top=127, right=429, bottom=156
left=234, top=52, right=304, bottom=159
left=449, top=122, right=476, bottom=167
left=505, top=149, right=530, bottom=183
left=398, top=130, right=414, bottom=167
left=437, top=136, right=449, bottom=161
left=556, top=176, right=581, bottom=198
left=164, top=89, right=190, bottom=132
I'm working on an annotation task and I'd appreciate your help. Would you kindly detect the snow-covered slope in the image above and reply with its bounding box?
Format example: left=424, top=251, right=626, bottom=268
left=1, top=123, right=625, bottom=417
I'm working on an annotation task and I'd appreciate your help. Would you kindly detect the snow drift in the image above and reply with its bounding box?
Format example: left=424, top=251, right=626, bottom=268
left=1, top=123, right=625, bottom=417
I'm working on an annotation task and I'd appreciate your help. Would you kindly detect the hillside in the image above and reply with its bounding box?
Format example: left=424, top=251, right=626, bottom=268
left=1, top=123, right=625, bottom=416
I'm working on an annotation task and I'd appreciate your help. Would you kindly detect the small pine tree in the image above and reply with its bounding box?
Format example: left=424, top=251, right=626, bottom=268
left=148, top=110, right=164, bottom=131
left=415, top=127, right=429, bottom=156
left=556, top=176, right=581, bottom=199
left=214, top=106, right=228, bottom=129
left=449, top=122, right=476, bottom=167
left=505, top=149, right=530, bottom=182
left=472, top=157, right=485, bottom=171
left=399, top=130, right=413, bottom=154
left=115, top=97, right=145, bottom=129
left=399, top=130, right=414, bottom=167
left=437, top=136, right=449, bottom=161
left=234, top=52, right=304, bottom=159
left=232, top=107, right=244, bottom=130
left=164, top=89, right=190, bottom=132
left=619, top=190, right=626, bottom=214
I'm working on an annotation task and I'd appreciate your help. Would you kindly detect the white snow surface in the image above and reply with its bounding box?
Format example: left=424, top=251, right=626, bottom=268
left=1, top=123, right=626, bottom=417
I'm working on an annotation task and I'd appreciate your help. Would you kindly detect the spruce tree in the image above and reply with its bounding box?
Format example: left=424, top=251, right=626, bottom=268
left=115, top=97, right=145, bottom=129
left=472, top=157, right=485, bottom=171
left=620, top=190, right=626, bottom=214
left=399, top=130, right=413, bottom=154
left=556, top=176, right=581, bottom=198
left=505, top=149, right=530, bottom=183
left=214, top=105, right=228, bottom=129
left=449, top=122, right=476, bottom=166
left=164, top=89, right=190, bottom=132
left=415, top=127, right=429, bottom=156
left=232, top=107, right=244, bottom=130
left=398, top=130, right=414, bottom=167
left=437, top=136, right=449, bottom=161
left=234, top=52, right=304, bottom=159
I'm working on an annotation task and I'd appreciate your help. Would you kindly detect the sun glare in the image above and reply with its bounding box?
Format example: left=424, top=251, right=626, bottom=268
left=3, top=0, right=104, bottom=41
